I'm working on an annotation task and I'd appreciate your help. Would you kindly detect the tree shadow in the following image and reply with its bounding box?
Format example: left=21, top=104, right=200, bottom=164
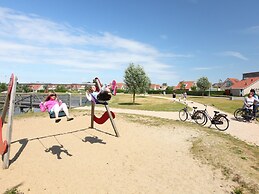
left=82, top=136, right=106, bottom=144
left=118, top=103, right=141, bottom=105
left=45, top=144, right=72, bottom=160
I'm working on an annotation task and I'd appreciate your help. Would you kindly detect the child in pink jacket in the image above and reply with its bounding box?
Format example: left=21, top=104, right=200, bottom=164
left=39, top=92, right=73, bottom=123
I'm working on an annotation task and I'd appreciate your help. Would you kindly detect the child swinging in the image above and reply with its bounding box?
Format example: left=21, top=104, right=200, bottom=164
left=39, top=92, right=74, bottom=123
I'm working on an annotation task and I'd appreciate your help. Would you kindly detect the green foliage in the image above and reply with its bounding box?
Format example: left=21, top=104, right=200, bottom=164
left=4, top=187, right=23, bottom=194
left=0, top=82, right=7, bottom=92
left=116, top=88, right=125, bottom=93
left=22, top=85, right=32, bottom=93
left=180, top=81, right=186, bottom=90
left=124, top=63, right=151, bottom=103
left=191, top=85, right=197, bottom=91
left=187, top=90, right=225, bottom=96
left=165, top=86, right=173, bottom=94
left=196, top=77, right=211, bottom=94
left=148, top=90, right=163, bottom=94
left=55, top=85, right=67, bottom=92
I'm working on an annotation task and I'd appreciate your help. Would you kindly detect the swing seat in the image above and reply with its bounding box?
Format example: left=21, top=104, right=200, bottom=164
left=49, top=111, right=66, bottom=119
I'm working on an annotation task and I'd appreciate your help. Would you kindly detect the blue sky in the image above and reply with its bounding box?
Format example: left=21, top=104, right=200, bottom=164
left=0, top=0, right=258, bottom=85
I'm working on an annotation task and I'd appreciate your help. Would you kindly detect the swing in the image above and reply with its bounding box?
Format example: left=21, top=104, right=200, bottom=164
left=49, top=111, right=66, bottom=119
left=35, top=93, right=67, bottom=119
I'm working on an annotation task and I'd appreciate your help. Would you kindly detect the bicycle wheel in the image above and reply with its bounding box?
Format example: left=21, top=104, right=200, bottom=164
left=255, top=112, right=259, bottom=122
left=194, top=111, right=207, bottom=126
left=234, top=108, right=244, bottom=121
left=179, top=109, right=188, bottom=121
left=214, top=115, right=229, bottom=131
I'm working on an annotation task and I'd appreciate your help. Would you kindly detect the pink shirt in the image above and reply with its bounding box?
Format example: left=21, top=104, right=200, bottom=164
left=39, top=99, right=62, bottom=112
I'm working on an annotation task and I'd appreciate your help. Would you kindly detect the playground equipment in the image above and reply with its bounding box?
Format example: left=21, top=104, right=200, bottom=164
left=89, top=78, right=119, bottom=137
left=0, top=74, right=17, bottom=169
left=0, top=75, right=119, bottom=169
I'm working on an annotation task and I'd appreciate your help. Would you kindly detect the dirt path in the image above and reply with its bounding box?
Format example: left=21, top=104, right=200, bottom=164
left=0, top=113, right=235, bottom=193
left=76, top=96, right=259, bottom=146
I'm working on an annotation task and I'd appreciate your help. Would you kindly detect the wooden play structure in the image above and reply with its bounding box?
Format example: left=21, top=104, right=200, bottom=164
left=89, top=77, right=119, bottom=137
left=0, top=74, right=17, bottom=169
left=0, top=75, right=119, bottom=169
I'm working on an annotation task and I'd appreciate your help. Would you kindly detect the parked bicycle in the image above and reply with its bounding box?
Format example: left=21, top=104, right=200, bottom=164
left=179, top=103, right=206, bottom=125
left=195, top=105, right=229, bottom=131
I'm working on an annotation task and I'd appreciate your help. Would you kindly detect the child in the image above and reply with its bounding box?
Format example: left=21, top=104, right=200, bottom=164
left=86, top=85, right=111, bottom=102
left=40, top=92, right=74, bottom=123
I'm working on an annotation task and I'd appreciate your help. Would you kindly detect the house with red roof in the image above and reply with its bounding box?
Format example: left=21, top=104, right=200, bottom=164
left=150, top=84, right=161, bottom=90
left=174, top=81, right=195, bottom=91
left=220, top=78, right=240, bottom=95
left=115, top=82, right=126, bottom=90
left=230, top=77, right=259, bottom=96
left=29, top=84, right=44, bottom=92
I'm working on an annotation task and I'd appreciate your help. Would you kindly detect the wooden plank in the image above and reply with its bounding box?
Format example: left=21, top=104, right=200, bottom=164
left=90, top=101, right=95, bottom=128
left=3, top=75, right=17, bottom=169
left=104, top=104, right=120, bottom=137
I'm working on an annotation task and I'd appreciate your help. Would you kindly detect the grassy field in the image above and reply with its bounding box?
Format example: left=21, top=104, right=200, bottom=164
left=108, top=94, right=185, bottom=112
left=107, top=94, right=243, bottom=114
left=187, top=96, right=243, bottom=114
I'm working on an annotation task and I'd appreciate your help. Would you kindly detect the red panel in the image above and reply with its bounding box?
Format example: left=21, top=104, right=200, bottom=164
left=0, top=118, right=8, bottom=155
left=94, top=111, right=115, bottom=124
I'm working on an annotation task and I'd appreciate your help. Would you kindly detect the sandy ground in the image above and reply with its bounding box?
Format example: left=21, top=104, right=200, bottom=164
left=0, top=110, right=237, bottom=194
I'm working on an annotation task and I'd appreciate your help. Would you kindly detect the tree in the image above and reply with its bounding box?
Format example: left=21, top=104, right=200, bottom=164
left=191, top=85, right=197, bottom=91
left=124, top=63, right=151, bottom=104
left=56, top=85, right=67, bottom=93
left=180, top=81, right=186, bottom=90
left=166, top=86, right=174, bottom=94
left=196, top=77, right=211, bottom=96
left=22, top=85, right=32, bottom=93
left=0, top=83, right=7, bottom=92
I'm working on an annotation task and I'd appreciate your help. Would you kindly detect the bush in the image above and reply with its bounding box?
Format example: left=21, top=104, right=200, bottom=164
left=147, top=90, right=163, bottom=94
left=174, top=90, right=226, bottom=96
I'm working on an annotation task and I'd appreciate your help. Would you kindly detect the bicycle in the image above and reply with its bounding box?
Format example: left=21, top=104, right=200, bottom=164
left=178, top=103, right=206, bottom=125
left=234, top=106, right=259, bottom=122
left=195, top=105, right=229, bottom=131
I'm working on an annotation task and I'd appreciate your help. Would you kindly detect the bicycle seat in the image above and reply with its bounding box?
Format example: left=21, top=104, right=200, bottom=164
left=214, top=111, right=219, bottom=114
left=193, top=107, right=197, bottom=109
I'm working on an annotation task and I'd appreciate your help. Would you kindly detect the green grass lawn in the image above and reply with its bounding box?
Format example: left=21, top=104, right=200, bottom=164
left=108, top=94, right=185, bottom=112
left=187, top=96, right=243, bottom=114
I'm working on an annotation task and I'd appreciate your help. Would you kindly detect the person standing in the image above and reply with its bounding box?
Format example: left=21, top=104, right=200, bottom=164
left=172, top=92, right=176, bottom=103
left=250, top=89, right=258, bottom=118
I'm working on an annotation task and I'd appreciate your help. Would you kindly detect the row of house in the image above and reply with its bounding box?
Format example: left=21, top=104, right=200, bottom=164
left=174, top=71, right=259, bottom=96
left=24, top=82, right=126, bottom=92
left=23, top=82, right=167, bottom=93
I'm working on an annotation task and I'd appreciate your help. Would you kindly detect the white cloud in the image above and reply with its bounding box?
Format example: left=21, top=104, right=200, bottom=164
left=244, top=26, right=259, bottom=34
left=193, top=67, right=211, bottom=70
left=220, top=51, right=248, bottom=61
left=0, top=7, right=188, bottom=83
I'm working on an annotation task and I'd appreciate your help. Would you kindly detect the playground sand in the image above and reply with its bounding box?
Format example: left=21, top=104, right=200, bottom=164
left=0, top=112, right=236, bottom=194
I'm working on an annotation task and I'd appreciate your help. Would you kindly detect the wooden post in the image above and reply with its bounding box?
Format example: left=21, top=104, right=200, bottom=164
left=104, top=104, right=120, bottom=137
left=3, top=75, right=17, bottom=169
left=67, top=93, right=71, bottom=109
left=30, top=94, right=33, bottom=111
left=90, top=101, right=95, bottom=128
left=79, top=95, right=82, bottom=106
